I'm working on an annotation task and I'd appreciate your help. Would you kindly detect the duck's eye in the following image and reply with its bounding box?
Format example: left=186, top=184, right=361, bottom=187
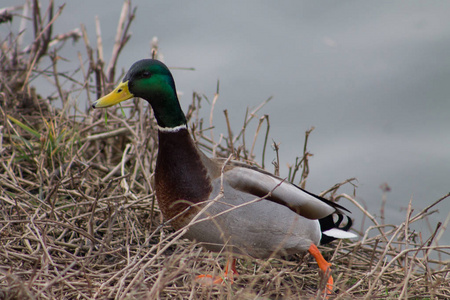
left=142, top=71, right=151, bottom=78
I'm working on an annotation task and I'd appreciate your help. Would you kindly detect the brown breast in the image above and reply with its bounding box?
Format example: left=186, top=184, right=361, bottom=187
left=154, top=128, right=213, bottom=229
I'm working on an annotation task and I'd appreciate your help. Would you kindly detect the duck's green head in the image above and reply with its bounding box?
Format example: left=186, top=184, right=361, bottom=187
left=92, top=59, right=186, bottom=128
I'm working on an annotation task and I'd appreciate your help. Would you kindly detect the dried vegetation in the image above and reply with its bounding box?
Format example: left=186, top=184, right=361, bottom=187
left=0, top=2, right=449, bottom=299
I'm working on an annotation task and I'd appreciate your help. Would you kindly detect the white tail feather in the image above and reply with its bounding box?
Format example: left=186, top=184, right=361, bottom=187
left=322, top=228, right=358, bottom=239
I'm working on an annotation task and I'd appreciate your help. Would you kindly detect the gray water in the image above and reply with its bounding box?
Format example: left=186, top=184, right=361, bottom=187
left=4, top=0, right=449, bottom=245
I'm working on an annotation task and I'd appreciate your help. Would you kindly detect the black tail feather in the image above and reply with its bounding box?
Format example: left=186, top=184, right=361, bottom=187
left=319, top=213, right=353, bottom=244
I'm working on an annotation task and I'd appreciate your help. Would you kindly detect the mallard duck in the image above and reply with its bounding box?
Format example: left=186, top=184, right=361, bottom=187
left=92, top=59, right=356, bottom=295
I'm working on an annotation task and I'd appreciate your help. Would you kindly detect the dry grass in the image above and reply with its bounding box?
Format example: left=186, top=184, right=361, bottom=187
left=1, top=2, right=449, bottom=299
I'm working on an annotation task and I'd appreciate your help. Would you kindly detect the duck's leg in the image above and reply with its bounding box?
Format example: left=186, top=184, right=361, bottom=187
left=196, top=257, right=238, bottom=285
left=308, top=243, right=333, bottom=296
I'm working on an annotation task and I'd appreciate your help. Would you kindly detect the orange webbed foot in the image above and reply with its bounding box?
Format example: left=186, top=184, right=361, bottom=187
left=195, top=258, right=238, bottom=286
left=308, top=243, right=333, bottom=297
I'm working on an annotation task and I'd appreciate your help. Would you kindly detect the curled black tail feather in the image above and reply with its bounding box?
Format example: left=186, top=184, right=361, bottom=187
left=319, top=213, right=353, bottom=244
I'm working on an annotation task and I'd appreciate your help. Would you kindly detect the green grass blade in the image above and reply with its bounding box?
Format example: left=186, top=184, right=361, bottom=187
left=7, top=115, right=41, bottom=139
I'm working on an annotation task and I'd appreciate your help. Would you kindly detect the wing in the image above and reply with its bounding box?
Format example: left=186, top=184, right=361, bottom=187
left=223, top=164, right=348, bottom=220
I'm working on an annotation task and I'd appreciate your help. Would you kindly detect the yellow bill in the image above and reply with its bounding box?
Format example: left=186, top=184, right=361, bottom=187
left=92, top=81, right=134, bottom=108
